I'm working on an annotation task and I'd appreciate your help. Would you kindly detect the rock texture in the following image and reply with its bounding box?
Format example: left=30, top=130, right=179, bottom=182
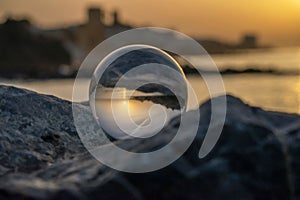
left=0, top=85, right=300, bottom=200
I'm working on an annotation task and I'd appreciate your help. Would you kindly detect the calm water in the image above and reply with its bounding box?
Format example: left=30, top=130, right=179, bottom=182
left=188, top=46, right=300, bottom=72
left=1, top=46, right=300, bottom=114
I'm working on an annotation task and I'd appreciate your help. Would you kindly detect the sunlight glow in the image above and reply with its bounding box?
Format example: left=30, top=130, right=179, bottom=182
left=122, top=100, right=128, bottom=107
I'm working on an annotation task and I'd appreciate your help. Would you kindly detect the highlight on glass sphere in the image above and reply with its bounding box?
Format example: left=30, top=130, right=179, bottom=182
left=90, top=44, right=188, bottom=140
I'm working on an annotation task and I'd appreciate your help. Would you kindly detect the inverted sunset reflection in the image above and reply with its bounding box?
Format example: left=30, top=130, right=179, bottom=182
left=95, top=88, right=180, bottom=139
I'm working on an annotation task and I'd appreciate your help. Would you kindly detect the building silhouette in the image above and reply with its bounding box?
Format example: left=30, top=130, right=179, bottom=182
left=44, top=7, right=132, bottom=68
left=239, top=34, right=257, bottom=48
left=0, top=7, right=261, bottom=78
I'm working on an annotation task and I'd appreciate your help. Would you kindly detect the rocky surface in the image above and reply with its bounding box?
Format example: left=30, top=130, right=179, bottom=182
left=0, top=85, right=300, bottom=200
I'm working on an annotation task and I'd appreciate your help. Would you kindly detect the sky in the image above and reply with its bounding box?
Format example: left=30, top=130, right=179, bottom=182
left=1, top=0, right=300, bottom=46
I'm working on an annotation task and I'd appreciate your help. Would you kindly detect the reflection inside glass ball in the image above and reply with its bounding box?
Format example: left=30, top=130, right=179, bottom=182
left=90, top=45, right=188, bottom=139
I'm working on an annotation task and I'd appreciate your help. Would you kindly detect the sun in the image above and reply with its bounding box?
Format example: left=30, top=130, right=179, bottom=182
left=122, top=100, right=128, bottom=107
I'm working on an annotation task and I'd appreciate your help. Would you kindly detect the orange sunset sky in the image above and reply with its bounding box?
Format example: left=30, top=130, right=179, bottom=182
left=1, top=0, right=300, bottom=46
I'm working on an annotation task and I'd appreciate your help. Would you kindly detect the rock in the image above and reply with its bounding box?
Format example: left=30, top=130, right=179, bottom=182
left=0, top=85, right=300, bottom=199
left=0, top=86, right=84, bottom=173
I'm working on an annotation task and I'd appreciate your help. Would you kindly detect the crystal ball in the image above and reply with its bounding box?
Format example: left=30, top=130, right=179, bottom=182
left=90, top=44, right=188, bottom=139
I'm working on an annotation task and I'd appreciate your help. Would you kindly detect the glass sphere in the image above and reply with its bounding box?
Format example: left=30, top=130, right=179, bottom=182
left=90, top=45, right=187, bottom=139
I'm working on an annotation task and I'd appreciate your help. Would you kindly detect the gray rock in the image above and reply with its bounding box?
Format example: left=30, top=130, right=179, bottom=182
left=0, top=85, right=299, bottom=200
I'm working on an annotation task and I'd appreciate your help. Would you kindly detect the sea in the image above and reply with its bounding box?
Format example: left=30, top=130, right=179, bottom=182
left=1, top=46, right=300, bottom=114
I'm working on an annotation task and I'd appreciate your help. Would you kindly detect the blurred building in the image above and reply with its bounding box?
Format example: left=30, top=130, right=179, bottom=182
left=0, top=7, right=134, bottom=78
left=46, top=7, right=132, bottom=68
left=105, top=10, right=132, bottom=38
left=0, top=7, right=260, bottom=78
left=239, top=34, right=257, bottom=48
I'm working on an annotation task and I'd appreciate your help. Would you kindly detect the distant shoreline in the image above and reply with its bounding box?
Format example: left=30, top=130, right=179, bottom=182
left=0, top=67, right=298, bottom=80
left=183, top=67, right=299, bottom=76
